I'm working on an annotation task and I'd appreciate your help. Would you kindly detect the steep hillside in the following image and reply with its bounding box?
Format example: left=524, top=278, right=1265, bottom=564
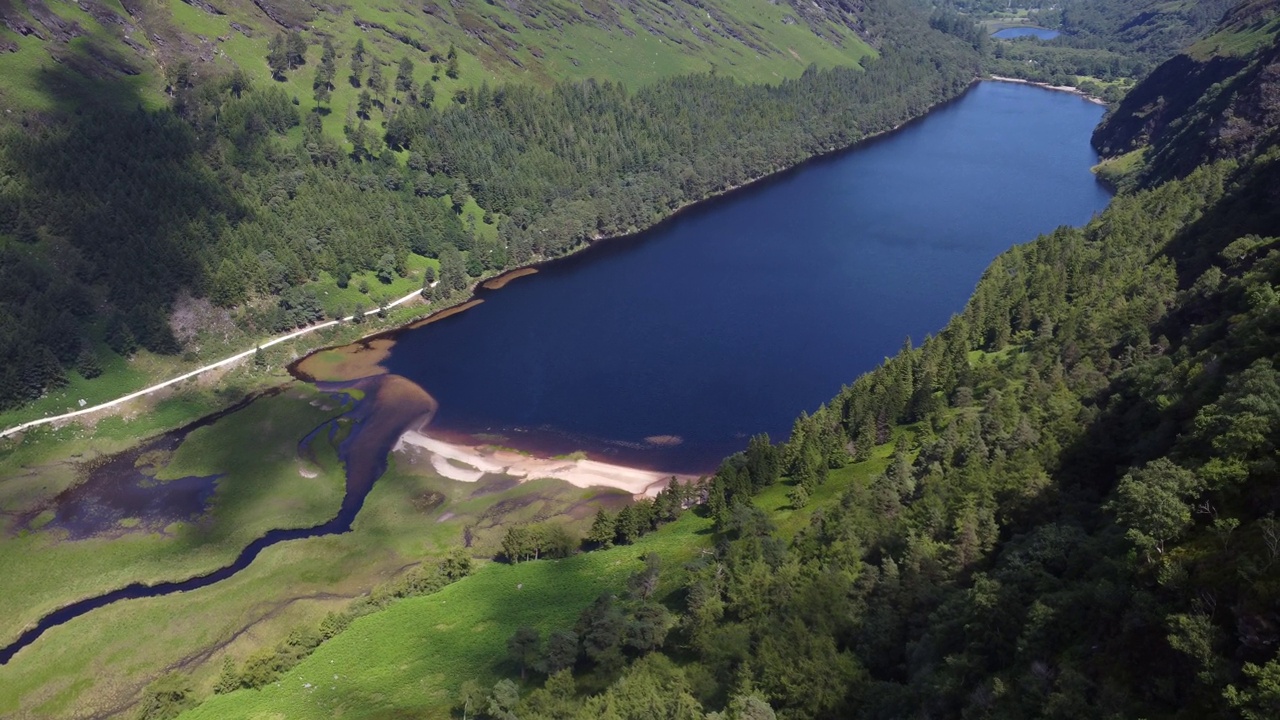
left=0, top=0, right=874, bottom=119
left=1093, top=0, right=1280, bottom=187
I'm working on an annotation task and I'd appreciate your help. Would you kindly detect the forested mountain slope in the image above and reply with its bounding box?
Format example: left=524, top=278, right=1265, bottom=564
left=347, top=7, right=1280, bottom=718
left=0, top=0, right=978, bottom=418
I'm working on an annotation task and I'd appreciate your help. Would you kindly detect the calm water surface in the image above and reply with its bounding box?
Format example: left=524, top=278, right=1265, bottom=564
left=992, top=27, right=1061, bottom=40
left=384, top=82, right=1111, bottom=471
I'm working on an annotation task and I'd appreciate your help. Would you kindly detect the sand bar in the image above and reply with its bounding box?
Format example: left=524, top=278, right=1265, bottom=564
left=395, top=429, right=698, bottom=497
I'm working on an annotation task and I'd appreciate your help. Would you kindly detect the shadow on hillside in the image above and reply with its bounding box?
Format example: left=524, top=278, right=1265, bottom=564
left=1, top=62, right=244, bottom=355
left=1054, top=150, right=1280, bottom=508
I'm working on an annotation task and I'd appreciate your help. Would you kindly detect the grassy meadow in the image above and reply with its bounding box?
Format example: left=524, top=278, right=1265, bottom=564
left=168, top=441, right=895, bottom=719
left=0, top=387, right=351, bottom=655
left=0, top=397, right=639, bottom=718
left=180, top=511, right=716, bottom=720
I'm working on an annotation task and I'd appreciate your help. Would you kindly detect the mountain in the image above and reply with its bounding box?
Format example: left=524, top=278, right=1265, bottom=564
left=439, top=4, right=1280, bottom=717
left=1092, top=0, right=1280, bottom=187
left=0, top=0, right=874, bottom=118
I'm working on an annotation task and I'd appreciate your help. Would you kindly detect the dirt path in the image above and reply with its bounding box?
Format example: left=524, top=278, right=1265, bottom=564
left=0, top=289, right=427, bottom=440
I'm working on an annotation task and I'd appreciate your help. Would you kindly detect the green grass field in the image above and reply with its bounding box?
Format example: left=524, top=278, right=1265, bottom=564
left=167, top=439, right=897, bottom=719
left=0, top=387, right=351, bottom=652
left=0, top=399, right=638, bottom=718
left=180, top=511, right=713, bottom=720
left=1, top=0, right=873, bottom=133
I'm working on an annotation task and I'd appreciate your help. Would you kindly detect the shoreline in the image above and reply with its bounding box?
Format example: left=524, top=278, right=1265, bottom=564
left=287, top=80, right=985, bottom=383
left=987, top=74, right=1108, bottom=106
left=5, top=77, right=983, bottom=445
left=395, top=428, right=697, bottom=497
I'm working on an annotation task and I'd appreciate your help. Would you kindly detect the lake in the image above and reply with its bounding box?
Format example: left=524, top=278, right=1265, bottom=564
left=382, top=81, right=1112, bottom=473
left=992, top=27, right=1061, bottom=40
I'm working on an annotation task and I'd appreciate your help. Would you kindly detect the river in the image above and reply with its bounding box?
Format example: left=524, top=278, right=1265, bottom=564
left=382, top=81, right=1112, bottom=471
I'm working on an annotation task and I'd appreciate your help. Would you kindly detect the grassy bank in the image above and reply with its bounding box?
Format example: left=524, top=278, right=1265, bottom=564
left=174, top=443, right=893, bottom=719
left=0, top=387, right=351, bottom=651
left=0, top=433, right=633, bottom=718
left=180, top=511, right=715, bottom=720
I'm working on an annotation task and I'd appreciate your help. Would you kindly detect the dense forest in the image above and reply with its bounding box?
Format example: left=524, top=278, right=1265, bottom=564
left=437, top=7, right=1280, bottom=718
left=0, top=0, right=977, bottom=412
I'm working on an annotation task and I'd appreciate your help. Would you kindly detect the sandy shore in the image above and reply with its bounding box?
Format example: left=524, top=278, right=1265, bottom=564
left=988, top=75, right=1108, bottom=105
left=395, top=429, right=697, bottom=497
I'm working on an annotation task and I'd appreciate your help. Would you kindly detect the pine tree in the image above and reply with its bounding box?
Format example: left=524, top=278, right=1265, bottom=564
left=587, top=509, right=616, bottom=548
left=396, top=56, right=415, bottom=97
left=286, top=31, right=307, bottom=68
left=368, top=58, right=386, bottom=100
left=75, top=348, right=102, bottom=379
left=267, top=33, right=290, bottom=80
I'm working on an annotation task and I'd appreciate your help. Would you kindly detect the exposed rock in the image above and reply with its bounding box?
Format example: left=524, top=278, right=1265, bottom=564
left=27, top=0, right=86, bottom=43
left=0, top=0, right=44, bottom=40
left=179, top=0, right=226, bottom=17
left=353, top=16, right=429, bottom=51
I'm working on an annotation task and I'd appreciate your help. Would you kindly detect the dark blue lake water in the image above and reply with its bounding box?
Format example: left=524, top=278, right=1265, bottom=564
left=992, top=27, right=1061, bottom=40
left=383, top=82, right=1111, bottom=472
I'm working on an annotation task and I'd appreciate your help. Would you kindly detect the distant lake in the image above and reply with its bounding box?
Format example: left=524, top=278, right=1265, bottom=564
left=382, top=82, right=1111, bottom=472
left=992, top=27, right=1061, bottom=40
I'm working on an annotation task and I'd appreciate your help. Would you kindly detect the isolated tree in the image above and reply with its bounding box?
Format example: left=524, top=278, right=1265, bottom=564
left=226, top=66, right=251, bottom=97
left=312, top=67, right=332, bottom=105
left=788, top=483, right=809, bottom=509
left=286, top=31, right=307, bottom=68
left=357, top=90, right=373, bottom=119
left=368, top=57, right=386, bottom=100
left=507, top=626, right=541, bottom=679
left=626, top=553, right=662, bottom=600
left=396, top=56, right=415, bottom=97
left=349, top=42, right=365, bottom=87
left=418, top=77, right=436, bottom=107
left=446, top=45, right=460, bottom=79
left=267, top=33, right=290, bottom=79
